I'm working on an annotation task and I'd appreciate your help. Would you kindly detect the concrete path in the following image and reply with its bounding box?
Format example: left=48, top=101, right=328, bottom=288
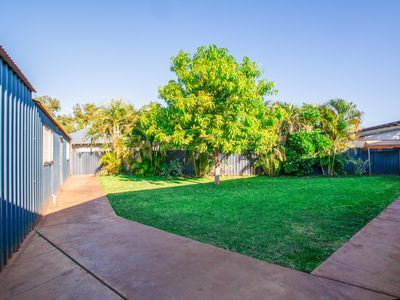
left=0, top=176, right=397, bottom=300
left=313, top=198, right=400, bottom=297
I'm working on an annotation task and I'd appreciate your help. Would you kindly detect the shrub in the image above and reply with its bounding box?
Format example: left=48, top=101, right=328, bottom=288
left=161, top=158, right=184, bottom=178
left=283, top=130, right=331, bottom=176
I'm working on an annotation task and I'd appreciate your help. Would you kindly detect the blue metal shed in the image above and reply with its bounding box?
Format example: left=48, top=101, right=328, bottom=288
left=0, top=46, right=71, bottom=271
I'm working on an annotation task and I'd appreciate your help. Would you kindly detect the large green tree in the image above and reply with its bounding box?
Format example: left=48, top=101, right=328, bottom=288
left=158, top=45, right=276, bottom=184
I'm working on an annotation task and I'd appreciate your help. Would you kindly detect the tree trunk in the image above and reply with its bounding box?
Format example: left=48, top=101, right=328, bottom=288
left=213, top=148, right=221, bottom=185
left=330, top=152, right=336, bottom=176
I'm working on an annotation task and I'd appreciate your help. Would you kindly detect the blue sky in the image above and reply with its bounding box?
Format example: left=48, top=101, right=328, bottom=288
left=1, top=0, right=399, bottom=127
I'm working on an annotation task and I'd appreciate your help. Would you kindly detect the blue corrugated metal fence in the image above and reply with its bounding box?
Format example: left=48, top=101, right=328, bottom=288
left=347, top=148, right=400, bottom=175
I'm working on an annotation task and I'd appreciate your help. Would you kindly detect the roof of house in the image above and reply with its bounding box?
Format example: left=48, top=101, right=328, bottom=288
left=70, top=127, right=104, bottom=145
left=358, top=120, right=400, bottom=137
left=33, top=99, right=71, bottom=140
left=0, top=46, right=36, bottom=92
left=363, top=140, right=400, bottom=149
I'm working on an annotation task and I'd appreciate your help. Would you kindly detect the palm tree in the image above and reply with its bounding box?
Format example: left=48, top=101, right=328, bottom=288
left=89, top=99, right=137, bottom=147
left=319, top=98, right=362, bottom=175
left=88, top=99, right=138, bottom=174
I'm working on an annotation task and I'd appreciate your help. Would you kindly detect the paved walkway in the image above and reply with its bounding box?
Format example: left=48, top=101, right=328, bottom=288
left=313, top=197, right=400, bottom=297
left=0, top=176, right=398, bottom=299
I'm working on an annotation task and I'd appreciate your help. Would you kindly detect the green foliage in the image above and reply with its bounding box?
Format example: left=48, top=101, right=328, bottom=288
left=100, top=152, right=123, bottom=175
left=161, top=159, right=184, bottom=178
left=35, top=95, right=102, bottom=134
left=351, top=158, right=369, bottom=175
left=318, top=98, right=362, bottom=175
left=132, top=157, right=159, bottom=176
left=88, top=99, right=138, bottom=175
left=129, top=103, right=166, bottom=176
left=89, top=99, right=137, bottom=145
left=44, top=46, right=363, bottom=179
left=157, top=44, right=277, bottom=179
left=192, top=152, right=213, bottom=177
left=283, top=130, right=332, bottom=176
left=254, top=146, right=285, bottom=176
left=57, top=114, right=75, bottom=133
left=35, top=95, right=61, bottom=117
left=73, top=103, right=100, bottom=131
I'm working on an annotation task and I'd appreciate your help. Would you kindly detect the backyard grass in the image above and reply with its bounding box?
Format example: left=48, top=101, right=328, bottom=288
left=99, top=175, right=400, bottom=273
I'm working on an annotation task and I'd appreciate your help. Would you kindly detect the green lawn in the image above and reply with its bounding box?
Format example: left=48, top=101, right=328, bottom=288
left=99, top=175, right=400, bottom=273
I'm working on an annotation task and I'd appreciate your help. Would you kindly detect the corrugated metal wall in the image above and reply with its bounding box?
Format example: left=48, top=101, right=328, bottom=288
left=220, top=154, right=255, bottom=175
left=166, top=150, right=255, bottom=176
left=347, top=148, right=400, bottom=175
left=71, top=149, right=102, bottom=175
left=0, top=56, right=70, bottom=271
left=71, top=149, right=255, bottom=176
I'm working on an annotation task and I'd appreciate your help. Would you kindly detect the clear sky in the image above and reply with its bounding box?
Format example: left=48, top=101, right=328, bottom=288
left=1, top=0, right=399, bottom=127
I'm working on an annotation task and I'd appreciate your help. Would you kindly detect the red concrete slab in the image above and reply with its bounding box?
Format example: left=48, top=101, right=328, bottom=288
left=377, top=198, right=400, bottom=222
left=313, top=199, right=400, bottom=298
left=0, top=231, right=121, bottom=300
left=38, top=214, right=391, bottom=299
left=39, top=196, right=116, bottom=228
left=3, top=176, right=395, bottom=299
left=35, top=176, right=390, bottom=299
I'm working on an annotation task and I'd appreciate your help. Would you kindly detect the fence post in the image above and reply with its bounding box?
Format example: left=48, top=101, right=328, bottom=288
left=368, top=147, right=371, bottom=176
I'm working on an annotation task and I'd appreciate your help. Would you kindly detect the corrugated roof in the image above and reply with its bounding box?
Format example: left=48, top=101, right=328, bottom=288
left=363, top=140, right=400, bottom=149
left=0, top=45, right=36, bottom=92
left=33, top=99, right=71, bottom=140
left=70, top=127, right=104, bottom=145
left=359, top=120, right=400, bottom=134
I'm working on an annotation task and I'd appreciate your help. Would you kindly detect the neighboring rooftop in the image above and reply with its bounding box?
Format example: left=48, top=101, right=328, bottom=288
left=359, top=120, right=400, bottom=136
left=70, top=127, right=104, bottom=145
left=0, top=45, right=36, bottom=92
left=363, top=140, right=400, bottom=149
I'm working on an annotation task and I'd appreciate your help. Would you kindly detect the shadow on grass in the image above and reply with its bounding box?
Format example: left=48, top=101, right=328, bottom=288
left=104, top=174, right=210, bottom=185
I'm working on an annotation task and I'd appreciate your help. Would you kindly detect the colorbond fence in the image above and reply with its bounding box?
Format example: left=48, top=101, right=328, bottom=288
left=71, top=150, right=103, bottom=175
left=347, top=148, right=400, bottom=175
left=166, top=150, right=255, bottom=176
left=72, top=149, right=255, bottom=176
left=68, top=147, right=400, bottom=177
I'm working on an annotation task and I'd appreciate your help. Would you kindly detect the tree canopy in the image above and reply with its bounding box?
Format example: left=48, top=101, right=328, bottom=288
left=35, top=95, right=61, bottom=117
left=156, top=45, right=277, bottom=182
left=40, top=45, right=363, bottom=179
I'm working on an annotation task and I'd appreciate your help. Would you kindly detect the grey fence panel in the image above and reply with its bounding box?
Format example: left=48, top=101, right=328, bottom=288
left=166, top=150, right=255, bottom=176
left=72, top=150, right=102, bottom=175
left=221, top=154, right=255, bottom=176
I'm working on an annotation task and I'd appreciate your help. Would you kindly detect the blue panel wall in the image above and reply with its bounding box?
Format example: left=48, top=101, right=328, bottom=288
left=0, top=57, right=70, bottom=271
left=346, top=148, right=400, bottom=175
